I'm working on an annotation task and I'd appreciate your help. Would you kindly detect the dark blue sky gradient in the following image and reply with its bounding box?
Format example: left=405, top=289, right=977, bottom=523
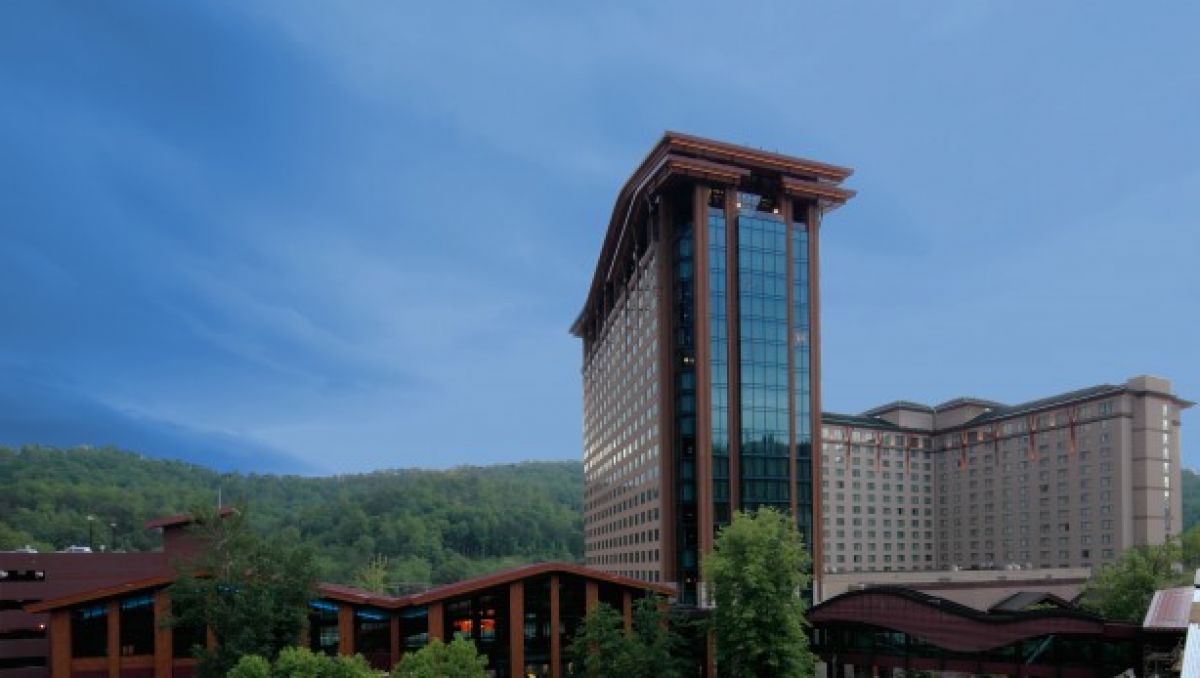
left=2, top=2, right=1197, bottom=473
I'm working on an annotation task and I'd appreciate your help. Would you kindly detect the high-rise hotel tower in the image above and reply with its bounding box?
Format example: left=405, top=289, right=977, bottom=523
left=571, top=133, right=855, bottom=603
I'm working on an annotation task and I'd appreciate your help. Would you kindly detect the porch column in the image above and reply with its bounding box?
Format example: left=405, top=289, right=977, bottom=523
left=621, top=591, right=632, bottom=634
left=508, top=581, right=524, bottom=677
left=427, top=603, right=444, bottom=642
left=153, top=590, right=172, bottom=678
left=107, top=600, right=119, bottom=678
left=584, top=581, right=598, bottom=612
left=49, top=611, right=71, bottom=678
left=337, top=605, right=354, bottom=656
left=389, top=615, right=400, bottom=668
left=549, top=575, right=561, bottom=678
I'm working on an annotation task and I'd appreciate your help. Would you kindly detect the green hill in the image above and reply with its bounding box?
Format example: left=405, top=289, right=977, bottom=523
left=0, top=445, right=583, bottom=587
left=1182, top=467, right=1200, bottom=531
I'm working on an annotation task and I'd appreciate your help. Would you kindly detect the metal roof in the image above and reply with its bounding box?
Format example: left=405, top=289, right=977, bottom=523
left=1143, top=586, right=1194, bottom=630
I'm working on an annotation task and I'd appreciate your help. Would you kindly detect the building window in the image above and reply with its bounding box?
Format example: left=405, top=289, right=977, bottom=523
left=119, top=594, right=155, bottom=656
left=72, top=604, right=108, bottom=658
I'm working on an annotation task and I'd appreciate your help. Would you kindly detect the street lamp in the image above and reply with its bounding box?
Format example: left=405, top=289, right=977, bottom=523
left=110, top=522, right=117, bottom=552
left=87, top=515, right=95, bottom=551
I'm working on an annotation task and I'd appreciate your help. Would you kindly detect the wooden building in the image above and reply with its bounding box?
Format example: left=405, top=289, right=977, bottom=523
left=25, top=562, right=670, bottom=678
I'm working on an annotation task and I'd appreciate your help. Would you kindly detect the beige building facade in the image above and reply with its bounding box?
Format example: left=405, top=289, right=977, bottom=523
left=821, top=375, right=1191, bottom=577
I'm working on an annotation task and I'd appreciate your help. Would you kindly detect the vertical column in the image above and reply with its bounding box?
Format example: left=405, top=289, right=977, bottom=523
left=153, top=590, right=173, bottom=678
left=784, top=197, right=798, bottom=523
left=584, top=581, right=599, bottom=613
left=389, top=616, right=400, bottom=669
left=508, top=581, right=525, bottom=678
left=621, top=592, right=632, bottom=634
left=338, top=605, right=355, bottom=656
left=549, top=576, right=561, bottom=678
left=427, top=603, right=444, bottom=642
left=657, top=199, right=677, bottom=586
left=725, top=188, right=741, bottom=511
left=693, top=184, right=715, bottom=560
left=106, top=600, right=119, bottom=678
left=49, top=611, right=71, bottom=678
left=807, top=203, right=825, bottom=600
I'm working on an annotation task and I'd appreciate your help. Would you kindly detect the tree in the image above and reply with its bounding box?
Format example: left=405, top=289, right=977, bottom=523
left=628, top=596, right=685, bottom=676
left=702, top=507, right=816, bottom=677
left=570, top=603, right=633, bottom=677
left=1181, top=523, right=1200, bottom=569
left=570, top=597, right=685, bottom=678
left=1079, top=540, right=1187, bottom=621
left=353, top=554, right=391, bottom=593
left=227, top=654, right=271, bottom=678
left=168, top=506, right=319, bottom=678
left=393, top=637, right=487, bottom=678
left=227, top=648, right=375, bottom=678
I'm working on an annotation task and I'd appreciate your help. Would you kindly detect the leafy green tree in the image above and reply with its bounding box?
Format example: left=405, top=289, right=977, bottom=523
left=570, top=603, right=632, bottom=677
left=228, top=648, right=375, bottom=678
left=272, top=646, right=328, bottom=677
left=0, top=445, right=586, bottom=586
left=227, top=654, right=271, bottom=678
left=1079, top=540, right=1187, bottom=621
left=168, top=507, right=319, bottom=678
left=393, top=637, right=487, bottom=678
left=1182, top=468, right=1200, bottom=531
left=702, top=507, right=816, bottom=678
left=1181, top=523, right=1200, bottom=569
left=628, top=596, right=685, bottom=677
left=353, top=554, right=391, bottom=593
left=322, top=653, right=377, bottom=678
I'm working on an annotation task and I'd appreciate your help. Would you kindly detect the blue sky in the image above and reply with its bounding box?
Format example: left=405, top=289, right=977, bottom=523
left=2, top=2, right=1197, bottom=474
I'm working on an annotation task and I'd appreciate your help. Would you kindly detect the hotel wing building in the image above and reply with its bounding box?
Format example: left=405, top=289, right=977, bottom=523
left=821, top=376, right=1191, bottom=577
left=570, top=133, right=855, bottom=604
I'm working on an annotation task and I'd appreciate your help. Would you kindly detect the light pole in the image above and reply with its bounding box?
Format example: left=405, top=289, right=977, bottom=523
left=110, top=522, right=117, bottom=551
left=87, top=515, right=96, bottom=551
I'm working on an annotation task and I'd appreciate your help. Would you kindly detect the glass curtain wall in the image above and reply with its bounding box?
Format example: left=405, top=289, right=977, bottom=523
left=673, top=192, right=698, bottom=603
left=792, top=206, right=813, bottom=548
left=708, top=189, right=730, bottom=528
left=736, top=193, right=791, bottom=512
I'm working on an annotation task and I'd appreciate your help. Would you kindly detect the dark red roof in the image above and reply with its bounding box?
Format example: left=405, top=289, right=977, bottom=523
left=143, top=507, right=236, bottom=530
left=810, top=587, right=1137, bottom=653
left=28, top=562, right=672, bottom=614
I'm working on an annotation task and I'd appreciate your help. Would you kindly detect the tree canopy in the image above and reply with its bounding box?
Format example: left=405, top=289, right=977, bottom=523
left=570, top=597, right=686, bottom=678
left=227, top=647, right=376, bottom=678
left=392, top=637, right=487, bottom=678
left=1078, top=539, right=1188, bottom=622
left=0, top=445, right=583, bottom=586
left=703, top=507, right=816, bottom=678
left=168, top=507, right=319, bottom=678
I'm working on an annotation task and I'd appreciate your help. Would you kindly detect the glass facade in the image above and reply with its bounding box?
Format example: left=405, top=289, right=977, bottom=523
left=813, top=623, right=1138, bottom=677
left=708, top=190, right=730, bottom=528
left=398, top=606, right=428, bottom=652
left=791, top=209, right=813, bottom=548
left=672, top=195, right=699, bottom=603
left=71, top=604, right=107, bottom=658
left=118, top=594, right=155, bottom=656
left=308, top=600, right=340, bottom=656
left=736, top=193, right=791, bottom=512
left=354, top=607, right=391, bottom=670
left=443, top=588, right=509, bottom=673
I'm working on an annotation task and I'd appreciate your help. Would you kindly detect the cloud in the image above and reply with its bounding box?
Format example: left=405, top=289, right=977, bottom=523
left=0, top=367, right=308, bottom=473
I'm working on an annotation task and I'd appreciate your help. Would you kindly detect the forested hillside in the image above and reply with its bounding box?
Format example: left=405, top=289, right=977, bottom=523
left=0, top=446, right=583, bottom=587
left=1182, top=468, right=1200, bottom=530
